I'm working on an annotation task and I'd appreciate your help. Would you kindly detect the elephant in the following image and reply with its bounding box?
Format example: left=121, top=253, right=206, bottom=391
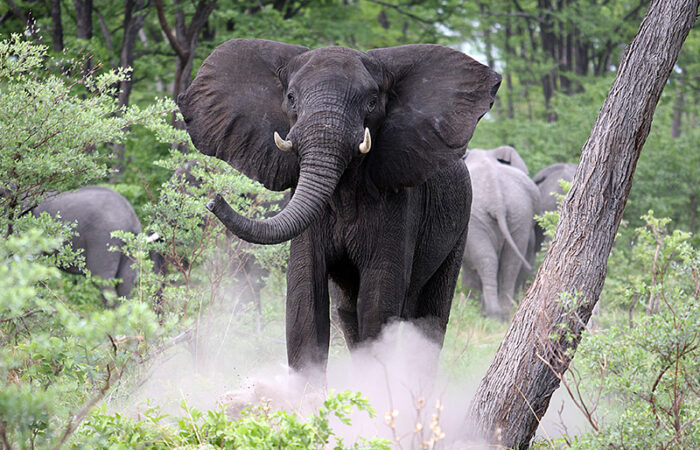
left=30, top=185, right=142, bottom=303
left=467, top=145, right=529, bottom=175
left=177, top=39, right=501, bottom=374
left=533, top=162, right=578, bottom=251
left=461, top=150, right=541, bottom=319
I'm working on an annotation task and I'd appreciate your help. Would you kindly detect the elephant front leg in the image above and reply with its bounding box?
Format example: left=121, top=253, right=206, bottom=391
left=286, top=231, right=330, bottom=377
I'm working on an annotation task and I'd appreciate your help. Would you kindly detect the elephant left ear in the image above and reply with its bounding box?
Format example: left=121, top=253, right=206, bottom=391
left=367, top=45, right=501, bottom=188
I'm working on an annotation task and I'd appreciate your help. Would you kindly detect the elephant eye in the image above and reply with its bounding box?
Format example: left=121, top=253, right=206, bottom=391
left=368, top=97, right=377, bottom=111
left=287, top=93, right=296, bottom=105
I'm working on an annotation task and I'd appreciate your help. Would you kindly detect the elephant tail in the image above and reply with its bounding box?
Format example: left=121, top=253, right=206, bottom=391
left=495, top=209, right=533, bottom=272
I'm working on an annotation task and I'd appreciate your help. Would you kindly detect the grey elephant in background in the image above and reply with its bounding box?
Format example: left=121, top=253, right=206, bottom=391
left=178, top=39, right=500, bottom=374
left=461, top=150, right=540, bottom=319
left=31, top=185, right=142, bottom=303
left=533, top=162, right=578, bottom=251
left=467, top=145, right=530, bottom=175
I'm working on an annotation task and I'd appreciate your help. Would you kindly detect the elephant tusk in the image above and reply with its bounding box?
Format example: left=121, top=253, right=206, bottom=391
left=274, top=131, right=293, bottom=152
left=359, top=127, right=371, bottom=154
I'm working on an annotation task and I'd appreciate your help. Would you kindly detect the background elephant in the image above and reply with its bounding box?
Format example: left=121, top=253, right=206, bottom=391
left=178, top=39, right=501, bottom=374
left=31, top=185, right=142, bottom=302
left=461, top=150, right=540, bottom=319
left=467, top=145, right=530, bottom=175
left=533, top=162, right=578, bottom=251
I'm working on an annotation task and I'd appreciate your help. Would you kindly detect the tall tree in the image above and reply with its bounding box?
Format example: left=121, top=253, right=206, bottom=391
left=466, top=0, right=698, bottom=447
left=154, top=0, right=217, bottom=102
left=73, top=0, right=93, bottom=40
left=50, top=0, right=63, bottom=52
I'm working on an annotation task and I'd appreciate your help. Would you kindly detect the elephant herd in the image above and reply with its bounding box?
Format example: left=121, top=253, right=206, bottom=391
left=26, top=152, right=576, bottom=321
left=460, top=148, right=577, bottom=319
left=18, top=39, right=582, bottom=375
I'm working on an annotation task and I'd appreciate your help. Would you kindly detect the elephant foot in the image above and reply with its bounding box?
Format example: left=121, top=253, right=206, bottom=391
left=483, top=304, right=504, bottom=320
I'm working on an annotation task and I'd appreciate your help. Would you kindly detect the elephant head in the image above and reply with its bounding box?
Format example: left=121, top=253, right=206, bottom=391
left=178, top=39, right=501, bottom=244
left=466, top=146, right=529, bottom=175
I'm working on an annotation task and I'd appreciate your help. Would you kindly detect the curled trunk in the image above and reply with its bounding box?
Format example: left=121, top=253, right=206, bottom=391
left=208, top=153, right=343, bottom=244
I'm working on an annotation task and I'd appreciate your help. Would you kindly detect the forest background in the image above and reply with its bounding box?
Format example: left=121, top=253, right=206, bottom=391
left=0, top=0, right=698, bottom=448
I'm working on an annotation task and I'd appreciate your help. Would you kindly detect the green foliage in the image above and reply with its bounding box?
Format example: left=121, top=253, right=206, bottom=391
left=0, top=227, right=162, bottom=448
left=76, top=391, right=391, bottom=449
left=560, top=212, right=699, bottom=448
left=0, top=33, right=183, bottom=237
left=121, top=149, right=289, bottom=323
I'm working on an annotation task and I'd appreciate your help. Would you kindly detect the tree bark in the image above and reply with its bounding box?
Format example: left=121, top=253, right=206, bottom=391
left=111, top=0, right=151, bottom=177
left=73, top=0, right=93, bottom=40
left=466, top=0, right=698, bottom=448
left=155, top=0, right=217, bottom=103
left=51, top=0, right=64, bottom=52
left=118, top=0, right=150, bottom=108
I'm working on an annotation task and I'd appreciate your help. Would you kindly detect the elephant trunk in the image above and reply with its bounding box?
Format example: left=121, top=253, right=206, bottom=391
left=207, top=151, right=345, bottom=245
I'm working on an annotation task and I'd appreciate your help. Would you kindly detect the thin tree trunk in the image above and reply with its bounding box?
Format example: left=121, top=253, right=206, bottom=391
left=118, top=0, right=149, bottom=108
left=73, top=0, right=93, bottom=40
left=466, top=0, right=698, bottom=448
left=154, top=0, right=216, bottom=113
left=51, top=0, right=64, bottom=52
left=504, top=17, right=515, bottom=119
left=671, top=84, right=684, bottom=139
left=690, top=194, right=697, bottom=234
left=112, top=0, right=151, bottom=177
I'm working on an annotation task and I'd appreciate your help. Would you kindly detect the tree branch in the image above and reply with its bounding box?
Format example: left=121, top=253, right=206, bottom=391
left=365, top=0, right=434, bottom=25
left=154, top=0, right=189, bottom=60
left=186, top=0, right=218, bottom=40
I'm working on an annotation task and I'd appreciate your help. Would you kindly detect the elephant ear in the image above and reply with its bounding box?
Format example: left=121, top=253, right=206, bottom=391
left=366, top=45, right=501, bottom=188
left=178, top=39, right=308, bottom=191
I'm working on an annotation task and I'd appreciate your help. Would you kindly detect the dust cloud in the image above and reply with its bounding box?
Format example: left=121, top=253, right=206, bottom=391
left=123, top=295, right=589, bottom=448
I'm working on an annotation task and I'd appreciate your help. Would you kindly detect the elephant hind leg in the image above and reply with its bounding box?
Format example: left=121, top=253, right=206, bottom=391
left=328, top=266, right=360, bottom=349
left=468, top=244, right=501, bottom=319
left=414, top=229, right=468, bottom=348
left=116, top=253, right=137, bottom=300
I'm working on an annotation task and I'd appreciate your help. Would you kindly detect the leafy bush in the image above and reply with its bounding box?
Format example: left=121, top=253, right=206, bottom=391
left=552, top=212, right=699, bottom=448
left=0, top=35, right=176, bottom=448
left=0, top=227, right=162, bottom=448
left=0, top=34, right=183, bottom=238
left=76, top=391, right=391, bottom=449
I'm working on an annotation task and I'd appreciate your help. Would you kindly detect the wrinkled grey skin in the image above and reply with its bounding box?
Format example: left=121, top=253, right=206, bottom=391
left=461, top=151, right=540, bottom=319
left=31, top=186, right=142, bottom=303
left=467, top=145, right=529, bottom=175
left=177, top=39, right=501, bottom=374
left=533, top=162, right=578, bottom=251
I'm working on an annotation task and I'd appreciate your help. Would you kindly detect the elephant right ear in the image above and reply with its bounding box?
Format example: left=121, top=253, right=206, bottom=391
left=178, top=39, right=308, bottom=191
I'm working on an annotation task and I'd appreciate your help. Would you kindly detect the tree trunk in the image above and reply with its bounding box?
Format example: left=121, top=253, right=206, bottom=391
left=112, top=0, right=150, bottom=177
left=154, top=0, right=216, bottom=124
left=73, top=0, right=93, bottom=40
left=670, top=84, right=684, bottom=139
left=466, top=0, right=698, bottom=448
left=504, top=17, right=515, bottom=119
left=118, top=0, right=149, bottom=108
left=51, top=0, right=63, bottom=52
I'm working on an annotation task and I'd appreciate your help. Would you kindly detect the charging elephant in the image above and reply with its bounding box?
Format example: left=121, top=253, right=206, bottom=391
left=461, top=150, right=540, bottom=319
left=178, top=39, right=501, bottom=374
left=467, top=145, right=530, bottom=175
left=31, top=185, right=142, bottom=303
left=533, top=162, right=578, bottom=251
